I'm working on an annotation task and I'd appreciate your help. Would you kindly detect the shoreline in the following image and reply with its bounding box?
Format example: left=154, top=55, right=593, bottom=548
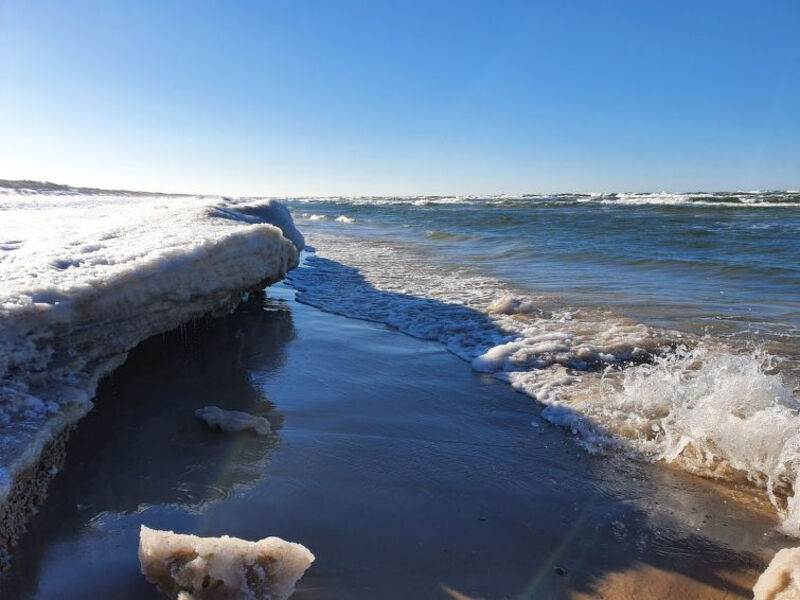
left=1, top=283, right=791, bottom=599
left=288, top=229, right=800, bottom=536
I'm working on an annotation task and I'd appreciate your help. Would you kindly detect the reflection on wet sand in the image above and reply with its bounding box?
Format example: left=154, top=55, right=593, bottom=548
left=1, top=291, right=294, bottom=598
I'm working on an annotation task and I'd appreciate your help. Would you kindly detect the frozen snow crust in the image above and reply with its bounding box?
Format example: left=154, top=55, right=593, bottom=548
left=0, top=184, right=304, bottom=547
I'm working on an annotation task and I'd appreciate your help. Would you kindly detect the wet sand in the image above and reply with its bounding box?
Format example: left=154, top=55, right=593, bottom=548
left=0, top=283, right=792, bottom=599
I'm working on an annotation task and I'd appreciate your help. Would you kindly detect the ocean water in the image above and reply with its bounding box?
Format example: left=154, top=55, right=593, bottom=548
left=284, top=191, right=800, bottom=533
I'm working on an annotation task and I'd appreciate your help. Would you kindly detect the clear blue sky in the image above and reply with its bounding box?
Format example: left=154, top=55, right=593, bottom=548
left=1, top=1, right=798, bottom=196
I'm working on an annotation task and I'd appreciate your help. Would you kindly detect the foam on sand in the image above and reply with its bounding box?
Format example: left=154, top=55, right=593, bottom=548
left=195, top=406, right=271, bottom=435
left=753, top=547, right=800, bottom=600
left=139, top=526, right=314, bottom=600
left=0, top=184, right=304, bottom=562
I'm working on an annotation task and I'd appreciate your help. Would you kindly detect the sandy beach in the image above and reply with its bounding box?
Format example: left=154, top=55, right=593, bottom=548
left=0, top=281, right=790, bottom=599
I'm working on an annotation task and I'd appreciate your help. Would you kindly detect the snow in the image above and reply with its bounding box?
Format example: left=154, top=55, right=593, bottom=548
left=753, top=546, right=800, bottom=600
left=0, top=185, right=304, bottom=508
left=139, top=526, right=314, bottom=600
left=195, top=406, right=271, bottom=436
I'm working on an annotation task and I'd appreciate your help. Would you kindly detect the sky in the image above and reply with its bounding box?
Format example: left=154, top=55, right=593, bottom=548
left=0, top=0, right=798, bottom=196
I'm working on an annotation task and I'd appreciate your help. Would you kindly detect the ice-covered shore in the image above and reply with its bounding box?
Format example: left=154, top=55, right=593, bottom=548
left=0, top=184, right=304, bottom=562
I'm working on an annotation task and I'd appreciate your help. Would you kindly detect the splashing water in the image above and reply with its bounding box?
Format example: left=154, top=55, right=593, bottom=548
left=601, top=346, right=800, bottom=535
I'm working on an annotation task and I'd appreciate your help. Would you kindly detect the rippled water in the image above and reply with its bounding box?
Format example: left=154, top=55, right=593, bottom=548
left=287, top=192, right=800, bottom=354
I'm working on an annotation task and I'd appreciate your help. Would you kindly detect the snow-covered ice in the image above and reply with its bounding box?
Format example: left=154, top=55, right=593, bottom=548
left=139, top=526, right=314, bottom=600
left=0, top=184, right=304, bottom=539
left=195, top=406, right=271, bottom=435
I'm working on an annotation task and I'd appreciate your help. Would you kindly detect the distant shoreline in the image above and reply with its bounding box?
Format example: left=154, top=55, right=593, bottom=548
left=3, top=178, right=798, bottom=202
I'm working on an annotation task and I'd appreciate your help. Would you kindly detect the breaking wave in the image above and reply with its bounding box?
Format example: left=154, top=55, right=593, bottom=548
left=284, top=190, right=800, bottom=208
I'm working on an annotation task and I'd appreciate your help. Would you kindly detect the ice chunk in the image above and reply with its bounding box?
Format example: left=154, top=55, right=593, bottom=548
left=139, top=526, right=314, bottom=600
left=195, top=406, right=271, bottom=436
left=753, top=546, right=800, bottom=600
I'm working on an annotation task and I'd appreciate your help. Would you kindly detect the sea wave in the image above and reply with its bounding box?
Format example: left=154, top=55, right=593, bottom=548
left=283, top=191, right=800, bottom=208
left=288, top=232, right=800, bottom=535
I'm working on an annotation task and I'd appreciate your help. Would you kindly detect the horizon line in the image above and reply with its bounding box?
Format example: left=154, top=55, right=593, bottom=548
left=2, top=178, right=797, bottom=200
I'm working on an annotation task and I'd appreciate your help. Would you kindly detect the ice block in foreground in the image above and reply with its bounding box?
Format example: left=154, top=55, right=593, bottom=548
left=139, top=525, right=314, bottom=600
